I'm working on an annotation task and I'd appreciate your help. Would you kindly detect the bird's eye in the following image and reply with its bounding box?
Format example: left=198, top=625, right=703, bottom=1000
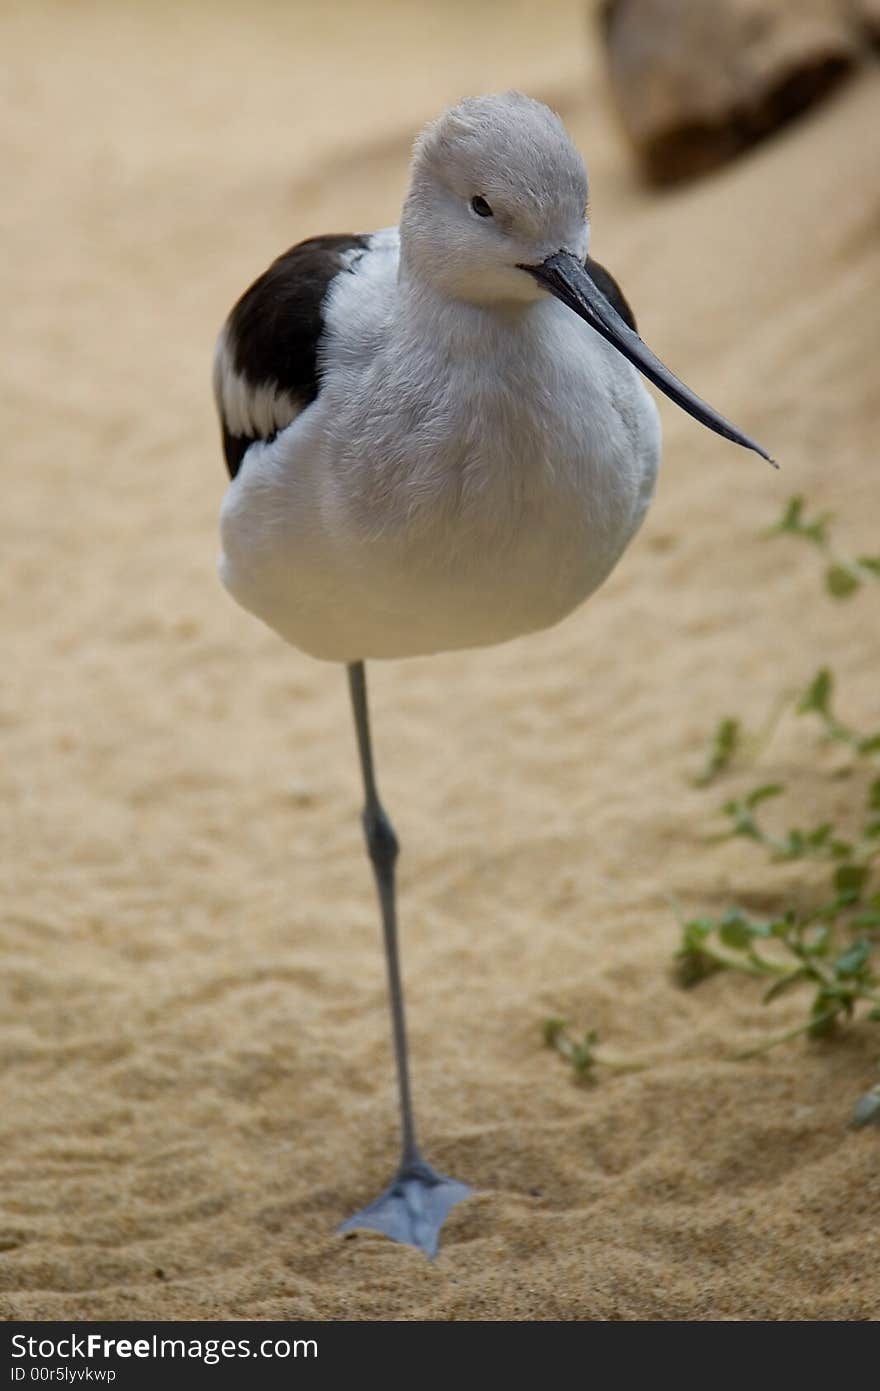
left=470, top=195, right=493, bottom=218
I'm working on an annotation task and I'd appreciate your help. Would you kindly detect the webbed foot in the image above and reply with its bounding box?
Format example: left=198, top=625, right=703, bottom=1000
left=339, top=1157, right=471, bottom=1258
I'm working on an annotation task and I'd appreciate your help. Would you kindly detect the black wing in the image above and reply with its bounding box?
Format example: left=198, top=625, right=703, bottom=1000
left=213, top=233, right=370, bottom=479
left=585, top=254, right=637, bottom=332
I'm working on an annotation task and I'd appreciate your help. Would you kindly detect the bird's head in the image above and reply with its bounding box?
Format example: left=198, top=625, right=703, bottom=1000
left=399, top=92, right=774, bottom=463
left=401, top=91, right=590, bottom=308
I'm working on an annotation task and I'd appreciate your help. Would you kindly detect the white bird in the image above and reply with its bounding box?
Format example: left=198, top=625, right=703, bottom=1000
left=213, top=91, right=772, bottom=1258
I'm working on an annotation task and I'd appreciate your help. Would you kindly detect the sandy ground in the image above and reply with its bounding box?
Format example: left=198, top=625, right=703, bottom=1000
left=2, top=0, right=879, bottom=1321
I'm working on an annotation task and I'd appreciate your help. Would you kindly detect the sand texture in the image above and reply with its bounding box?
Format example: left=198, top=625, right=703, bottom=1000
left=2, top=0, right=879, bottom=1321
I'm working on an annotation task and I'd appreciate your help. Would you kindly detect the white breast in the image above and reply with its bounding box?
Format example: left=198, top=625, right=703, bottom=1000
left=219, top=237, right=661, bottom=662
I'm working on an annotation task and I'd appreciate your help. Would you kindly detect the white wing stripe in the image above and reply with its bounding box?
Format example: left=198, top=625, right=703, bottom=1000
left=212, top=325, right=302, bottom=440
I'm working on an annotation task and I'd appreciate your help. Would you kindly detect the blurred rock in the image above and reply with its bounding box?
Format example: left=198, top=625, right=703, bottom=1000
left=851, top=0, right=880, bottom=43
left=599, top=0, right=860, bottom=184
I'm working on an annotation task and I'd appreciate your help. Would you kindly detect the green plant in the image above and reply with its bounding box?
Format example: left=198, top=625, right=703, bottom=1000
left=675, top=907, right=880, bottom=1048
left=678, top=497, right=880, bottom=1124
left=693, top=716, right=743, bottom=786
left=546, top=499, right=879, bottom=1122
left=797, top=667, right=880, bottom=756
left=693, top=695, right=792, bottom=788
left=766, top=494, right=880, bottom=599
left=542, top=1017, right=644, bottom=1084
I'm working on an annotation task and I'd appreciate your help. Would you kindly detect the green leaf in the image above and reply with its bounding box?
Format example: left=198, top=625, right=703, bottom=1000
left=719, top=913, right=753, bottom=951
left=777, top=829, right=806, bottom=859
left=829, top=838, right=854, bottom=858
left=834, top=863, right=869, bottom=898
left=768, top=496, right=831, bottom=545
left=855, top=555, right=880, bottom=576
left=694, top=717, right=742, bottom=786
left=832, top=940, right=871, bottom=979
left=682, top=918, right=713, bottom=945
left=798, top=668, right=833, bottom=717
left=825, top=564, right=860, bottom=598
left=571, top=1038, right=597, bottom=1077
left=745, top=783, right=785, bottom=809
left=777, top=496, right=804, bottom=532
left=770, top=916, right=793, bottom=937
left=675, top=921, right=724, bottom=987
left=542, top=1017, right=567, bottom=1046
left=805, top=823, right=833, bottom=848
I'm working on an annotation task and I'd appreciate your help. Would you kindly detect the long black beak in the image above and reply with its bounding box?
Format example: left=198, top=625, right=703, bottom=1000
left=520, top=250, right=775, bottom=465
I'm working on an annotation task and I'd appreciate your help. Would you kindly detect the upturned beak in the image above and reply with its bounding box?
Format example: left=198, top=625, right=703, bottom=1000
left=519, top=250, right=775, bottom=464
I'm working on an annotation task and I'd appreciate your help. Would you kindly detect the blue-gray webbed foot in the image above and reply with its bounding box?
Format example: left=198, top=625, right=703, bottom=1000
left=339, top=1157, right=471, bottom=1259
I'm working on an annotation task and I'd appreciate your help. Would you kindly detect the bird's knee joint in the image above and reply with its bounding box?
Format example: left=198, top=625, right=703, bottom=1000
left=363, top=804, right=399, bottom=871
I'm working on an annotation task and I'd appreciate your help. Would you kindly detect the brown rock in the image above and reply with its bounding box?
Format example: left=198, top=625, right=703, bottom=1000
left=599, top=0, right=859, bottom=184
left=850, top=0, right=880, bottom=43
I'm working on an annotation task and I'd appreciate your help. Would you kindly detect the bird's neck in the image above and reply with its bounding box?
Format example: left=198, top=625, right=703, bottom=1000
left=396, top=262, right=543, bottom=355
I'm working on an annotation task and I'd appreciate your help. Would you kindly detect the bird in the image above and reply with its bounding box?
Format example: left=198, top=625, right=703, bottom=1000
left=212, top=91, right=773, bottom=1259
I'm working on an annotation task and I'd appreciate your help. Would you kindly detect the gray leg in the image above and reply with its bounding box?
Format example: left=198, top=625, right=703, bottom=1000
left=338, top=662, right=471, bottom=1258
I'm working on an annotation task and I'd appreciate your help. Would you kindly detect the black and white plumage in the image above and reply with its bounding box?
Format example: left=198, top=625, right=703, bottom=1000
left=212, top=92, right=771, bottom=1258
left=214, top=234, right=370, bottom=478
left=215, top=235, right=638, bottom=482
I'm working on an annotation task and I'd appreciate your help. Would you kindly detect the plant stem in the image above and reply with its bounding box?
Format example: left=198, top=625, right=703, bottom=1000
left=733, top=1009, right=840, bottom=1060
